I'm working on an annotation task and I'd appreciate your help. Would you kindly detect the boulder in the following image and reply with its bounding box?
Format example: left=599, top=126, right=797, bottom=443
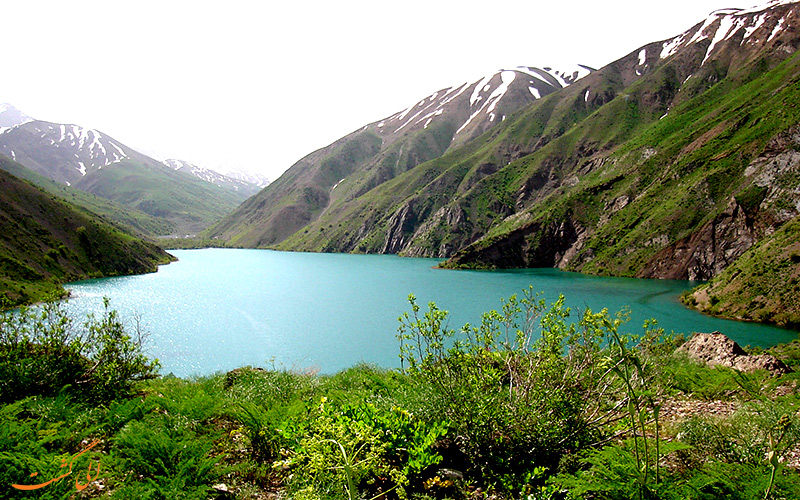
left=677, top=332, right=791, bottom=375
left=223, top=366, right=266, bottom=389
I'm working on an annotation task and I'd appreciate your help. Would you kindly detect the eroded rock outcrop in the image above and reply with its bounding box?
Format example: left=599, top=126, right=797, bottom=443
left=677, top=332, right=791, bottom=375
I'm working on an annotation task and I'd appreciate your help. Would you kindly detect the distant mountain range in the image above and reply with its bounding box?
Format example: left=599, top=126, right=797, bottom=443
left=162, top=159, right=263, bottom=198
left=0, top=107, right=264, bottom=236
left=208, top=0, right=800, bottom=327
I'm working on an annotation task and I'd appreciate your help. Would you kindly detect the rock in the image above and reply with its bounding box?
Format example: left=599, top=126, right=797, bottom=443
left=676, top=332, right=791, bottom=375
left=223, top=366, right=266, bottom=389
left=212, top=483, right=229, bottom=493
left=382, top=201, right=417, bottom=254
left=437, top=468, right=464, bottom=482
left=638, top=196, right=758, bottom=280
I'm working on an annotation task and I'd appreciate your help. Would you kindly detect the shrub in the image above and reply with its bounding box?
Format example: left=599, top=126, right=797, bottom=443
left=396, top=288, right=634, bottom=495
left=0, top=298, right=160, bottom=403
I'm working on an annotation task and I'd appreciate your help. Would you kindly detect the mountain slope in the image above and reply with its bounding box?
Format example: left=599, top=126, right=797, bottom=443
left=206, top=65, right=593, bottom=246
left=266, top=1, right=800, bottom=270
left=0, top=121, right=246, bottom=234
left=439, top=1, right=800, bottom=276
left=0, top=155, right=175, bottom=237
left=0, top=166, right=174, bottom=307
left=209, top=1, right=800, bottom=326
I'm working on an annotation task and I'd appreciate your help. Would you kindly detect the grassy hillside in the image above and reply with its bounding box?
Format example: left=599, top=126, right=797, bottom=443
left=73, top=158, right=245, bottom=235
left=0, top=167, right=174, bottom=307
left=446, top=49, right=800, bottom=277
left=0, top=155, right=175, bottom=237
left=686, top=216, right=800, bottom=328
left=257, top=8, right=800, bottom=327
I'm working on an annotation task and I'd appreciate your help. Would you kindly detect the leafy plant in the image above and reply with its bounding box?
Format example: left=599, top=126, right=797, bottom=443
left=0, top=298, right=159, bottom=404
left=397, top=288, right=632, bottom=495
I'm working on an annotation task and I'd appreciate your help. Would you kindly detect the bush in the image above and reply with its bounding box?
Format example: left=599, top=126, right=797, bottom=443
left=396, top=288, right=638, bottom=495
left=0, top=298, right=160, bottom=403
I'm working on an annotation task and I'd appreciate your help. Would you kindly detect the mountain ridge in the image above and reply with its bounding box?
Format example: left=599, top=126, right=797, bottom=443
left=206, top=63, right=593, bottom=246
left=210, top=0, right=800, bottom=327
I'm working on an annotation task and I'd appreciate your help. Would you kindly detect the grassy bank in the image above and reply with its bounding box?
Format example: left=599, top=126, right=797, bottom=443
left=2, top=292, right=800, bottom=499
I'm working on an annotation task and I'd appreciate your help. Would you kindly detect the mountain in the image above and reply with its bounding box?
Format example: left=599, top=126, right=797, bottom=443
left=0, top=155, right=175, bottom=237
left=210, top=1, right=800, bottom=327
left=163, top=159, right=262, bottom=198
left=206, top=64, right=593, bottom=246
left=213, top=166, right=270, bottom=189
left=0, top=120, right=247, bottom=235
left=0, top=162, right=174, bottom=307
left=0, top=103, right=32, bottom=131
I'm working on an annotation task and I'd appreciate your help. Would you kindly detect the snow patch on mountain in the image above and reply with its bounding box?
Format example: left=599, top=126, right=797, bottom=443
left=377, top=64, right=591, bottom=140
left=164, top=159, right=267, bottom=191
left=660, top=0, right=797, bottom=63
left=457, top=71, right=516, bottom=135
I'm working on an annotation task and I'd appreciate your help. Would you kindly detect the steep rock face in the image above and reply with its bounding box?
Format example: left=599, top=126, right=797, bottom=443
left=382, top=201, right=418, bottom=254
left=641, top=123, right=800, bottom=280
left=444, top=215, right=585, bottom=269
left=638, top=197, right=758, bottom=280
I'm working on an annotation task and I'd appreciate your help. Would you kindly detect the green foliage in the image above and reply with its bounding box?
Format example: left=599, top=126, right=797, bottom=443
left=0, top=298, right=160, bottom=403
left=661, top=355, right=741, bottom=399
left=397, top=288, right=635, bottom=495
left=555, top=439, right=692, bottom=500
left=112, top=419, right=218, bottom=499
left=274, top=397, right=446, bottom=500
left=2, top=291, right=800, bottom=499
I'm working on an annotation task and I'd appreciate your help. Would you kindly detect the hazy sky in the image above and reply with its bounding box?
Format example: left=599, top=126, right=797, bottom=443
left=3, top=0, right=758, bottom=181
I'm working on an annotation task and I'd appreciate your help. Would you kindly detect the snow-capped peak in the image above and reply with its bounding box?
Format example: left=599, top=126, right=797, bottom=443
left=376, top=64, right=592, bottom=140
left=660, top=0, right=798, bottom=62
left=0, top=103, right=34, bottom=133
left=164, top=159, right=269, bottom=191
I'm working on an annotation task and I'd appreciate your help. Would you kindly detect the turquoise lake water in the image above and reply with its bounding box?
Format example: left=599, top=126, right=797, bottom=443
left=65, top=248, right=799, bottom=377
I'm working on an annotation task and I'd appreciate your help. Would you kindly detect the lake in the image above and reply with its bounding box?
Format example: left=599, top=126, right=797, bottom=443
left=65, top=248, right=798, bottom=377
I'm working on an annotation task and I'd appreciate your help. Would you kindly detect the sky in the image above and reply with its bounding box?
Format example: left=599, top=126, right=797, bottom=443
left=2, top=0, right=762, bottom=182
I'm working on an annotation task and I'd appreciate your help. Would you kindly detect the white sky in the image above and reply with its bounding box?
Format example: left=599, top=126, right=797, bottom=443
left=2, top=0, right=758, bottom=181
